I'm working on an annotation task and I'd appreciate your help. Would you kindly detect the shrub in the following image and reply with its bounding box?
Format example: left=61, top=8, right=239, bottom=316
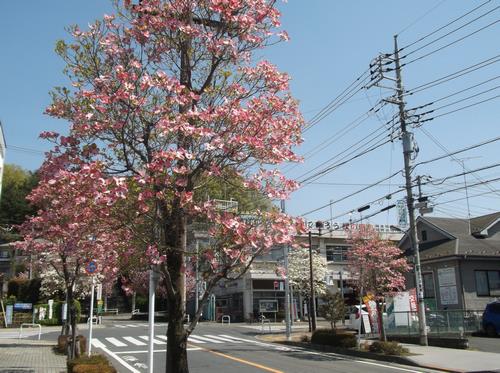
left=369, top=341, right=409, bottom=356
left=67, top=354, right=116, bottom=373
left=300, top=334, right=310, bottom=343
left=311, top=329, right=357, bottom=348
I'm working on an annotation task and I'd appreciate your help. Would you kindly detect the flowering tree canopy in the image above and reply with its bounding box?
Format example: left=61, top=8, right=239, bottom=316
left=287, top=246, right=327, bottom=297
left=44, top=1, right=304, bottom=371
left=347, top=225, right=409, bottom=298
left=347, top=225, right=410, bottom=340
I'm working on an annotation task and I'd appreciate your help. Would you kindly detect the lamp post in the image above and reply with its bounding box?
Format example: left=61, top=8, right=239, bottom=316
left=308, top=221, right=323, bottom=332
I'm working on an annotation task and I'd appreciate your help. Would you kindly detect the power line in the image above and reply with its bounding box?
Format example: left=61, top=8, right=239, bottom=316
left=406, top=53, right=500, bottom=95
left=415, top=135, right=500, bottom=168
left=304, top=70, right=371, bottom=131
left=400, top=0, right=492, bottom=49
left=403, top=4, right=500, bottom=57
left=396, top=0, right=449, bottom=37
left=403, top=18, right=500, bottom=66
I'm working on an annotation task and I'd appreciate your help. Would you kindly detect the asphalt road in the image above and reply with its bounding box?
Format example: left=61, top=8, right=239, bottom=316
left=40, top=321, right=443, bottom=373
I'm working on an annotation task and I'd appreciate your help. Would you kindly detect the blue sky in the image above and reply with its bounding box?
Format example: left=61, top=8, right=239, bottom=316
left=1, top=1, right=499, bottom=226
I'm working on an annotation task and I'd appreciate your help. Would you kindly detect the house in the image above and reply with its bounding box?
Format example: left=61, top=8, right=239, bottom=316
left=399, top=212, right=500, bottom=311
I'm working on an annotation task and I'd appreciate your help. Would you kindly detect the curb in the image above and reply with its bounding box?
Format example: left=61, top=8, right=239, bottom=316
left=264, top=339, right=465, bottom=373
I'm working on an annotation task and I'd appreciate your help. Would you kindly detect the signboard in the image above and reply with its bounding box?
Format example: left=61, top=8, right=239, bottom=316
left=62, top=303, right=68, bottom=321
left=48, top=299, right=54, bottom=319
left=259, top=300, right=278, bottom=313
left=13, top=303, right=32, bottom=311
left=97, top=300, right=104, bottom=314
left=438, top=267, right=456, bottom=287
left=85, top=260, right=98, bottom=275
left=5, top=305, right=13, bottom=325
left=438, top=267, right=458, bottom=305
left=439, top=286, right=458, bottom=305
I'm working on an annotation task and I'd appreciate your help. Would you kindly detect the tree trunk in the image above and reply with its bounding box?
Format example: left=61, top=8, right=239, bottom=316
left=166, top=292, right=188, bottom=373
left=131, top=291, right=136, bottom=313
left=68, top=285, right=78, bottom=359
left=376, top=300, right=386, bottom=342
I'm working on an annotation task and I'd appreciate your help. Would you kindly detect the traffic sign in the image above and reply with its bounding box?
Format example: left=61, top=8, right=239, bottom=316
left=85, top=260, right=98, bottom=275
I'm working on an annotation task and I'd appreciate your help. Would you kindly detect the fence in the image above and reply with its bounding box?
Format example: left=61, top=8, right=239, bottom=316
left=384, top=310, right=483, bottom=337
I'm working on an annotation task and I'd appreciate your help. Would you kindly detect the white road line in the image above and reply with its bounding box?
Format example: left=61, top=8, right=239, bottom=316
left=188, top=335, right=223, bottom=344
left=114, top=325, right=127, bottom=328
left=123, top=336, right=147, bottom=346
left=187, top=336, right=207, bottom=344
left=218, top=335, right=427, bottom=373
left=126, top=324, right=140, bottom=328
left=138, top=335, right=166, bottom=345
left=114, top=348, right=202, bottom=355
left=91, top=338, right=107, bottom=349
left=156, top=335, right=168, bottom=341
left=106, top=337, right=127, bottom=347
left=203, top=334, right=242, bottom=343
left=98, top=344, right=141, bottom=373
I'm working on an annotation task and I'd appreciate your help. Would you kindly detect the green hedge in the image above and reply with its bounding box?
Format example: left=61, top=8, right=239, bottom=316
left=368, top=341, right=409, bottom=356
left=311, top=329, right=357, bottom=348
left=35, top=300, right=81, bottom=325
left=68, top=354, right=116, bottom=373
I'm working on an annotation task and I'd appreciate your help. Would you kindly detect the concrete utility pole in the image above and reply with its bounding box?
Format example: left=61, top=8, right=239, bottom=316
left=280, top=200, right=292, bottom=341
left=393, top=35, right=428, bottom=346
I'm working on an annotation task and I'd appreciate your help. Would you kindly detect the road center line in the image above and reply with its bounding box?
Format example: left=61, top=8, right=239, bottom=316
left=191, top=344, right=283, bottom=373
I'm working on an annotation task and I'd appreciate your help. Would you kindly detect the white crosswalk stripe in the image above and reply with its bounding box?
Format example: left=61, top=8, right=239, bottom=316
left=126, top=324, right=140, bottom=328
left=90, top=334, right=255, bottom=349
left=187, top=336, right=207, bottom=344
left=106, top=337, right=127, bottom=347
left=123, top=336, right=147, bottom=346
left=91, top=338, right=106, bottom=349
left=187, top=335, right=223, bottom=344
left=138, top=335, right=166, bottom=345
left=202, top=334, right=242, bottom=343
left=114, top=325, right=127, bottom=328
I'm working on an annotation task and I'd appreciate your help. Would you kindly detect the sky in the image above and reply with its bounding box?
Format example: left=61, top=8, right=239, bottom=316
left=1, top=1, right=499, bottom=227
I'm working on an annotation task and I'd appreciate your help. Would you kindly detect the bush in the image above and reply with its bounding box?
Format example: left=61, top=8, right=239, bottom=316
left=311, top=329, right=357, bottom=348
left=369, top=341, right=409, bottom=356
left=300, top=334, right=310, bottom=343
left=7, top=278, right=41, bottom=304
left=67, top=354, right=116, bottom=373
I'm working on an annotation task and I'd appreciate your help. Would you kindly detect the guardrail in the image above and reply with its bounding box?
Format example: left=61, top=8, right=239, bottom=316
left=19, top=323, right=41, bottom=340
left=221, top=315, right=231, bottom=325
left=260, top=316, right=271, bottom=333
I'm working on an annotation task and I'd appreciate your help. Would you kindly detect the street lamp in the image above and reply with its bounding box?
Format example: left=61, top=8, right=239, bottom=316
left=308, top=220, right=323, bottom=332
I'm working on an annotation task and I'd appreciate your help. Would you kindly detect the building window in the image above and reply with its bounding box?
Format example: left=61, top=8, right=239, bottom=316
left=326, top=245, right=348, bottom=262
left=421, top=230, right=428, bottom=241
left=475, top=270, right=500, bottom=296
left=422, top=272, right=435, bottom=298
left=0, top=250, right=9, bottom=259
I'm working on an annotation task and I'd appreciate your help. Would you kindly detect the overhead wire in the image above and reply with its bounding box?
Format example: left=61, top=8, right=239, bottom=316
left=406, top=53, right=500, bottom=95
left=402, top=18, right=500, bottom=66
left=402, top=4, right=500, bottom=57
left=399, top=0, right=492, bottom=49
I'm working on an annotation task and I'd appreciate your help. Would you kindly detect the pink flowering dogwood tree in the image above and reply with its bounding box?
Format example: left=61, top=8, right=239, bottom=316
left=45, top=1, right=304, bottom=371
left=346, top=225, right=410, bottom=341
left=19, top=162, right=132, bottom=358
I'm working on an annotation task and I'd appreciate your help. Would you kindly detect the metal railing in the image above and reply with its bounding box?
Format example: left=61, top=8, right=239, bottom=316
left=19, top=323, right=42, bottom=340
left=384, top=309, right=483, bottom=337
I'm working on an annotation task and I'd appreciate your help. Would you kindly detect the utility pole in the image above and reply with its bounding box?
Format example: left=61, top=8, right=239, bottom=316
left=393, top=35, right=428, bottom=346
left=280, top=200, right=292, bottom=341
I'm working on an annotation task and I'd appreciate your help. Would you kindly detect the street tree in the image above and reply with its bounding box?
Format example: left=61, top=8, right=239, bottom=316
left=0, top=164, right=38, bottom=242
left=19, top=162, right=132, bottom=358
left=287, top=245, right=327, bottom=322
left=346, top=225, right=410, bottom=341
left=45, top=1, right=304, bottom=371
left=319, top=292, right=345, bottom=330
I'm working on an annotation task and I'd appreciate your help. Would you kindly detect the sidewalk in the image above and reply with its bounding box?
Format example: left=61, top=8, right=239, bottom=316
left=401, top=343, right=500, bottom=373
left=0, top=339, right=66, bottom=373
